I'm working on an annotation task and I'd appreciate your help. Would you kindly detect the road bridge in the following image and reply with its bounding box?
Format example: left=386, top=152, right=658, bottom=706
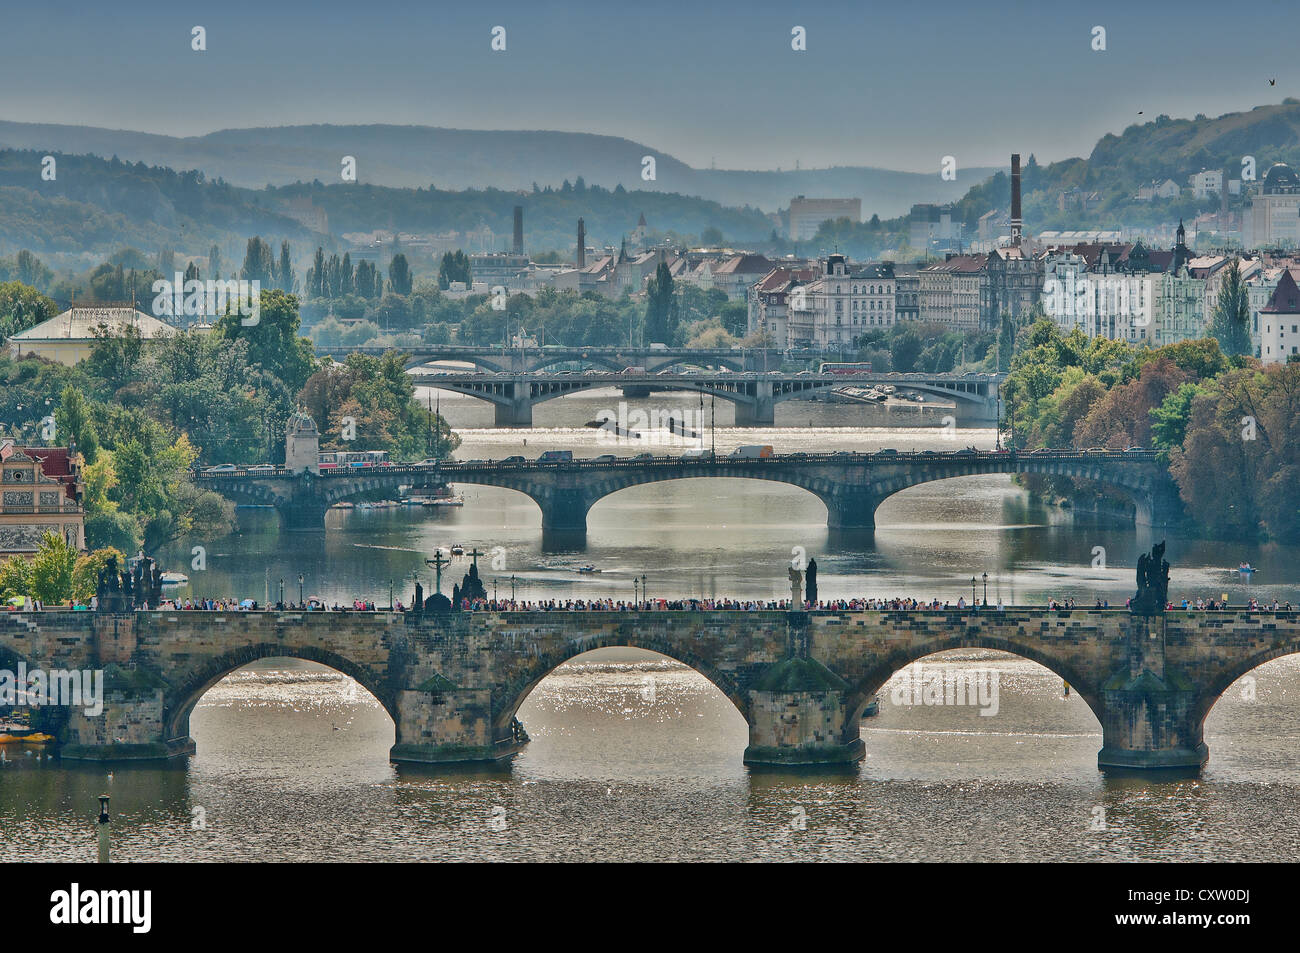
left=194, top=449, right=1179, bottom=537
left=410, top=370, right=1001, bottom=426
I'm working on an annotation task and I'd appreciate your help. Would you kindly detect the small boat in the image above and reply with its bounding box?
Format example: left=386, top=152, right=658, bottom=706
left=0, top=723, right=54, bottom=745
left=332, top=502, right=355, bottom=509
left=1238, top=563, right=1258, bottom=575
left=577, top=565, right=600, bottom=574
left=160, top=571, right=188, bottom=587
left=423, top=496, right=464, bottom=507
left=861, top=695, right=880, bottom=718
left=450, top=544, right=465, bottom=556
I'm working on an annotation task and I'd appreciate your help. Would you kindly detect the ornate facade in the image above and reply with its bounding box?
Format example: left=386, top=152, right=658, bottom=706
left=0, top=441, right=85, bottom=557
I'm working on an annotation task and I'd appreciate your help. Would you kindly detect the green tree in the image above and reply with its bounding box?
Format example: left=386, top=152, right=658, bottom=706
left=28, top=531, right=78, bottom=604
left=388, top=254, right=413, bottom=295
left=643, top=261, right=678, bottom=345
left=437, top=251, right=472, bottom=290
left=1207, top=258, right=1252, bottom=357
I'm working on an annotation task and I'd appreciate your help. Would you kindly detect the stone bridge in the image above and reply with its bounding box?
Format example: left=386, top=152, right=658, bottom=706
left=2, top=606, right=1296, bottom=771
left=194, top=449, right=1179, bottom=537
left=409, top=370, right=1002, bottom=426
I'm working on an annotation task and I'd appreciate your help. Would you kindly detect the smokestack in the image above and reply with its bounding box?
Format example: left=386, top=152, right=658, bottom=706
left=512, top=206, right=524, bottom=256
left=577, top=218, right=586, bottom=268
left=1010, top=153, right=1022, bottom=247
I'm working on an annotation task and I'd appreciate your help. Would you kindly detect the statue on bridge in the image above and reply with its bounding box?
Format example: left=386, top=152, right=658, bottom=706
left=1131, top=540, right=1170, bottom=615
left=788, top=566, right=803, bottom=610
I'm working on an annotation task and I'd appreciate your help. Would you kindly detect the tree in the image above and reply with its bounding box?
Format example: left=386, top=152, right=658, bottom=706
left=437, top=251, right=472, bottom=290
left=643, top=261, right=678, bottom=345
left=388, top=254, right=413, bottom=295
left=0, top=281, right=57, bottom=339
left=240, top=237, right=275, bottom=288
left=1207, top=258, right=1252, bottom=357
left=28, top=531, right=78, bottom=604
left=212, top=289, right=315, bottom=392
left=56, top=384, right=98, bottom=461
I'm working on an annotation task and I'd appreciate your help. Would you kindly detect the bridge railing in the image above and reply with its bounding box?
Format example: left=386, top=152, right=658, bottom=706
left=191, top=449, right=1162, bottom=480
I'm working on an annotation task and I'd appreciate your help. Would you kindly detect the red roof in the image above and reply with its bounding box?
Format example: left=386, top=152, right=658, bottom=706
left=18, top=447, right=80, bottom=501
left=1263, top=270, right=1300, bottom=315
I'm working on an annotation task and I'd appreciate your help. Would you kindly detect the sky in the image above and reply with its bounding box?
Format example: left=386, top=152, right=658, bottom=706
left=0, top=0, right=1295, bottom=174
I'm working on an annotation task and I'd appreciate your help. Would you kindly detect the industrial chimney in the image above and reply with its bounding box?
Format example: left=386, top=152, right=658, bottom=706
left=1010, top=154, right=1022, bottom=247
left=577, top=218, right=586, bottom=268
left=512, top=206, right=524, bottom=256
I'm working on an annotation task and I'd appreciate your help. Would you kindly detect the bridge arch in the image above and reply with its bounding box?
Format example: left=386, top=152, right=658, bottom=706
left=1196, top=637, right=1300, bottom=728
left=843, top=633, right=1105, bottom=725
left=491, top=639, right=753, bottom=737
left=162, top=642, right=397, bottom=745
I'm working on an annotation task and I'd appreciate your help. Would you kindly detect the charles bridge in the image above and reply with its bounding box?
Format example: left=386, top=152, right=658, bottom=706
left=193, top=448, right=1180, bottom=536
left=2, top=602, right=1296, bottom=771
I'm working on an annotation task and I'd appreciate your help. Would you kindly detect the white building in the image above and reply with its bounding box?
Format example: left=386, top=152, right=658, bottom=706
left=1258, top=269, right=1300, bottom=364
left=1244, top=164, right=1300, bottom=248
left=785, top=255, right=896, bottom=348
left=789, top=196, right=861, bottom=241
left=1189, top=170, right=1223, bottom=200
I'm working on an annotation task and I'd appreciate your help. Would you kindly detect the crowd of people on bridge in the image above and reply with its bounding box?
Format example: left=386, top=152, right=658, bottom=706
left=37, top=592, right=1293, bottom=614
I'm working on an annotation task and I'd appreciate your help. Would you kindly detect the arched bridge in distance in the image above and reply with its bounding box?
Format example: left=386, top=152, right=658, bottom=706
left=193, top=449, right=1180, bottom=535
left=6, top=604, right=1297, bottom=772
left=408, top=370, right=1001, bottom=426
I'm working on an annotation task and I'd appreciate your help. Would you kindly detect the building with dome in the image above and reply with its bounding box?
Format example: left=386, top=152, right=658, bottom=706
left=1244, top=163, right=1300, bottom=248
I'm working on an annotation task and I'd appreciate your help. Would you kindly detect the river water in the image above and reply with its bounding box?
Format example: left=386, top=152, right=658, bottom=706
left=3, top=386, right=1299, bottom=862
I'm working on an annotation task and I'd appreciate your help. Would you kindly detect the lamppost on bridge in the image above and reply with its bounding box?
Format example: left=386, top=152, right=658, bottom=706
left=510, top=574, right=517, bottom=602
left=298, top=573, right=304, bottom=606
left=641, top=574, right=648, bottom=606
left=279, top=578, right=284, bottom=606
left=634, top=576, right=640, bottom=606
left=982, top=572, right=988, bottom=607
left=970, top=576, right=976, bottom=608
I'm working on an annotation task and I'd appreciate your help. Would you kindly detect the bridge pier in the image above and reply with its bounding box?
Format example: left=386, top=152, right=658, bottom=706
left=818, top=485, right=881, bottom=530
left=279, top=499, right=330, bottom=530
left=733, top=397, right=775, bottom=427
left=1097, top=614, right=1208, bottom=770
left=493, top=398, right=534, bottom=427
left=743, top=656, right=865, bottom=768
left=539, top=488, right=594, bottom=536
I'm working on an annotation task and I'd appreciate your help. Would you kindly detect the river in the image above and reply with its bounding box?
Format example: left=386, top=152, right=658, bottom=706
left=2, top=387, right=1298, bottom=862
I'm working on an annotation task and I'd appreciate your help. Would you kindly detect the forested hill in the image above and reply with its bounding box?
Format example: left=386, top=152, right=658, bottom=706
left=0, top=147, right=775, bottom=259
left=0, top=120, right=986, bottom=217
left=943, top=100, right=1300, bottom=233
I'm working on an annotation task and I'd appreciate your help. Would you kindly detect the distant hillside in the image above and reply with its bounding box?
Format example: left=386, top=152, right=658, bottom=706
left=0, top=148, right=776, bottom=263
left=945, top=100, right=1300, bottom=233
left=0, top=120, right=988, bottom=217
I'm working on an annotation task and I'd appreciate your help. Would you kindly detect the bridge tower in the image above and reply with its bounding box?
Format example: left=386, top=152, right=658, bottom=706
left=285, top=410, right=320, bottom=475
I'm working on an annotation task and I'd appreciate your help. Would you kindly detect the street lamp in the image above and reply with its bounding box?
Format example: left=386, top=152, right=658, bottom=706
left=641, top=574, right=648, bottom=606
left=510, top=574, right=517, bottom=602
left=279, top=578, right=284, bottom=605
left=634, top=576, right=640, bottom=606
left=970, top=576, right=976, bottom=607
left=982, top=572, right=988, bottom=606
left=298, top=573, right=304, bottom=606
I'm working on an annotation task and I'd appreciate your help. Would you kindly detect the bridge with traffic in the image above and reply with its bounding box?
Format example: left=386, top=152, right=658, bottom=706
left=409, top=369, right=1002, bottom=426
left=194, top=448, right=1179, bottom=538
left=316, top=343, right=796, bottom=374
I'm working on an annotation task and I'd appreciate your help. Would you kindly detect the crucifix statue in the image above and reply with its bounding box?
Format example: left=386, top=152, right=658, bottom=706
left=425, top=551, right=450, bottom=594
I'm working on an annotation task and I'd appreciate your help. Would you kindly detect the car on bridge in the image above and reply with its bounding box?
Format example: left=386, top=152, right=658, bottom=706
left=414, top=458, right=443, bottom=467
left=249, top=464, right=276, bottom=472
left=874, top=448, right=898, bottom=456
left=593, top=454, right=618, bottom=462
left=503, top=455, right=526, bottom=463
left=205, top=464, right=238, bottom=472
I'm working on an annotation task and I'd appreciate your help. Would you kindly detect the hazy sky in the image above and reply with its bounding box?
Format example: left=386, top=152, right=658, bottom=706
left=1, top=0, right=1294, bottom=173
